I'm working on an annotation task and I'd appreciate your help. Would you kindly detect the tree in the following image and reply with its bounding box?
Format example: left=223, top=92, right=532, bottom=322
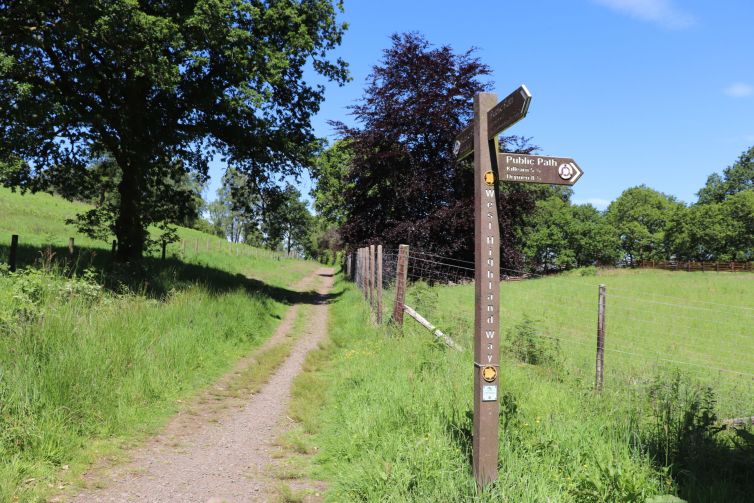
left=606, top=186, right=681, bottom=265
left=263, top=184, right=312, bottom=254
left=523, top=196, right=619, bottom=270
left=697, top=145, right=754, bottom=204
left=331, top=32, right=541, bottom=267
left=310, top=140, right=353, bottom=227
left=0, top=1, right=347, bottom=260
left=207, top=169, right=259, bottom=243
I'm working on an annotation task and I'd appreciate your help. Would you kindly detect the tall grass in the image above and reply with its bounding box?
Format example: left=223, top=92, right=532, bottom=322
left=0, top=188, right=320, bottom=501
left=296, top=277, right=753, bottom=502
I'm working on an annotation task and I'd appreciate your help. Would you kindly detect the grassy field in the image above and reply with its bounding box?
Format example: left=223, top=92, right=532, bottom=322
left=417, top=269, right=754, bottom=418
left=290, top=272, right=754, bottom=502
left=0, top=188, right=319, bottom=502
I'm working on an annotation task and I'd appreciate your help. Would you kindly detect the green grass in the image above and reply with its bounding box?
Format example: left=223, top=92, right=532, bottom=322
left=418, top=268, right=754, bottom=418
left=0, top=188, right=319, bottom=501
left=292, top=273, right=754, bottom=502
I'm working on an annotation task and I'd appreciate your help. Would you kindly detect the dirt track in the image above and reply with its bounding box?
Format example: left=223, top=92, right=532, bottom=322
left=70, top=268, right=335, bottom=502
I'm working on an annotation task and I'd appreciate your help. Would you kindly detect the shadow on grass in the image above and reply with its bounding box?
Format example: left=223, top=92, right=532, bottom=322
left=647, top=423, right=754, bottom=503
left=0, top=243, right=342, bottom=307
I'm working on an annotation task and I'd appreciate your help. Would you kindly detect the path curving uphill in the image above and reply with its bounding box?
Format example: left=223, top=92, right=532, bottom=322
left=69, top=268, right=336, bottom=502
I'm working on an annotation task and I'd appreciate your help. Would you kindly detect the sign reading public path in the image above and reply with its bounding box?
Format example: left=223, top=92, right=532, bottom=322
left=453, top=85, right=583, bottom=489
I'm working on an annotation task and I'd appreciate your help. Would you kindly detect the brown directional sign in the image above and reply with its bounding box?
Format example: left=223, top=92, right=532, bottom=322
left=498, top=153, right=583, bottom=186
left=453, top=85, right=531, bottom=161
left=453, top=124, right=473, bottom=160
left=487, top=85, right=531, bottom=139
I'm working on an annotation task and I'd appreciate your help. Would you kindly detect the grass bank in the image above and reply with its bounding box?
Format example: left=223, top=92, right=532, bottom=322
left=292, top=276, right=753, bottom=502
left=0, top=188, right=319, bottom=501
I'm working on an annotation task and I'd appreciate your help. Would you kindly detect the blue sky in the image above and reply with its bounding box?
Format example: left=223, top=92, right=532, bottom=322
left=206, top=0, right=754, bottom=210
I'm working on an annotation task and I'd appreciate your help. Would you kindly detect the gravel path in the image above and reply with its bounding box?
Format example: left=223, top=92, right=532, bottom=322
left=70, top=268, right=335, bottom=503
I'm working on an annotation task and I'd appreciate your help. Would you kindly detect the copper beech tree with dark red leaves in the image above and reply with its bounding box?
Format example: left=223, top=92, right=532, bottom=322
left=330, top=33, right=546, bottom=267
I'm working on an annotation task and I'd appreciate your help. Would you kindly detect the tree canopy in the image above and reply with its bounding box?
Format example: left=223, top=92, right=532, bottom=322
left=0, top=0, right=347, bottom=260
left=325, top=32, right=543, bottom=267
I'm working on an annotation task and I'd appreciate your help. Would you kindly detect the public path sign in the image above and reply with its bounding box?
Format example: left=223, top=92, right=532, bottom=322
left=499, top=154, right=583, bottom=185
left=454, top=86, right=582, bottom=490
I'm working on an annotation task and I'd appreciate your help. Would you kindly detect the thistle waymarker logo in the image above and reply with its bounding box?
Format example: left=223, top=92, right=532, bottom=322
left=558, top=163, right=574, bottom=180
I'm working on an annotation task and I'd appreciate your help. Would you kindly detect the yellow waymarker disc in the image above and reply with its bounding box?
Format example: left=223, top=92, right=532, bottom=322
left=482, top=366, right=497, bottom=382
left=484, top=171, right=495, bottom=185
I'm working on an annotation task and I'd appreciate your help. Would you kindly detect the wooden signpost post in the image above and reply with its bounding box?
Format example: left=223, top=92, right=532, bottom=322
left=454, top=84, right=583, bottom=489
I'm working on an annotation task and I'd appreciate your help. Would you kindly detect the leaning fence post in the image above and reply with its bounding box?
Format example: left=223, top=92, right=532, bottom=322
left=595, top=284, right=606, bottom=391
left=68, top=237, right=75, bottom=259
left=392, top=244, right=409, bottom=325
left=377, top=245, right=383, bottom=324
left=9, top=234, right=18, bottom=272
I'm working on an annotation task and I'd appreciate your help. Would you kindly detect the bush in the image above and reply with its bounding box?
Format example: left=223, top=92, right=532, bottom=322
left=505, top=315, right=561, bottom=368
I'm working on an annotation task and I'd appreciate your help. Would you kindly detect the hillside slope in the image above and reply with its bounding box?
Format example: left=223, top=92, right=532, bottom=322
left=0, top=188, right=319, bottom=502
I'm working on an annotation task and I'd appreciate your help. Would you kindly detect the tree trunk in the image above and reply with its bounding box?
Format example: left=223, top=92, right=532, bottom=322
left=114, top=159, right=147, bottom=261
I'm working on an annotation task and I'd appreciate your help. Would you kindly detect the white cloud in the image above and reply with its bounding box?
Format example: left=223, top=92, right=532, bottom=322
left=723, top=82, right=754, bottom=98
left=573, top=198, right=611, bottom=210
left=593, top=0, right=696, bottom=29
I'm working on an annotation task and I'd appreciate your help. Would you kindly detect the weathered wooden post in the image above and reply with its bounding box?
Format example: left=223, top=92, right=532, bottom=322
left=358, top=248, right=364, bottom=293
left=471, top=92, right=501, bottom=487
left=111, top=239, right=117, bottom=257
left=9, top=234, right=18, bottom=272
left=68, top=237, right=75, bottom=259
left=363, top=247, right=369, bottom=299
left=362, top=247, right=368, bottom=296
left=377, top=245, right=383, bottom=324
left=392, top=244, right=409, bottom=325
left=369, top=245, right=375, bottom=310
left=161, top=240, right=167, bottom=260
left=452, top=84, right=582, bottom=489
left=595, top=284, right=606, bottom=391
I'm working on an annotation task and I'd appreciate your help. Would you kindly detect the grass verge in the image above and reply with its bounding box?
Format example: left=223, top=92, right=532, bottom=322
left=287, top=275, right=753, bottom=502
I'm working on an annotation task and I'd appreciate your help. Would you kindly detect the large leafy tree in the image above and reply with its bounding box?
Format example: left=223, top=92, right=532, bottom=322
left=0, top=0, right=347, bottom=260
left=523, top=195, right=619, bottom=270
left=697, top=145, right=754, bottom=204
left=331, top=32, right=540, bottom=266
left=606, top=185, right=681, bottom=265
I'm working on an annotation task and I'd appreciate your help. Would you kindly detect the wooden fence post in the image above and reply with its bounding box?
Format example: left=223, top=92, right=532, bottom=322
left=161, top=240, right=167, bottom=260
left=360, top=248, right=365, bottom=294
left=595, top=284, right=606, bottom=391
left=357, top=249, right=361, bottom=291
left=377, top=245, right=383, bottom=324
left=392, top=244, right=409, bottom=325
left=363, top=247, right=368, bottom=298
left=369, top=245, right=375, bottom=310
left=9, top=234, right=18, bottom=272
left=111, top=239, right=117, bottom=257
left=68, top=237, right=75, bottom=259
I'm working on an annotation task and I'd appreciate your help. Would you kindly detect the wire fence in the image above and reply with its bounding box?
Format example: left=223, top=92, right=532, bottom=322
left=346, top=244, right=754, bottom=420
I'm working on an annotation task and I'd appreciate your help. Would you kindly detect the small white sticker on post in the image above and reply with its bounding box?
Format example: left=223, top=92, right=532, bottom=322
left=482, top=385, right=497, bottom=402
